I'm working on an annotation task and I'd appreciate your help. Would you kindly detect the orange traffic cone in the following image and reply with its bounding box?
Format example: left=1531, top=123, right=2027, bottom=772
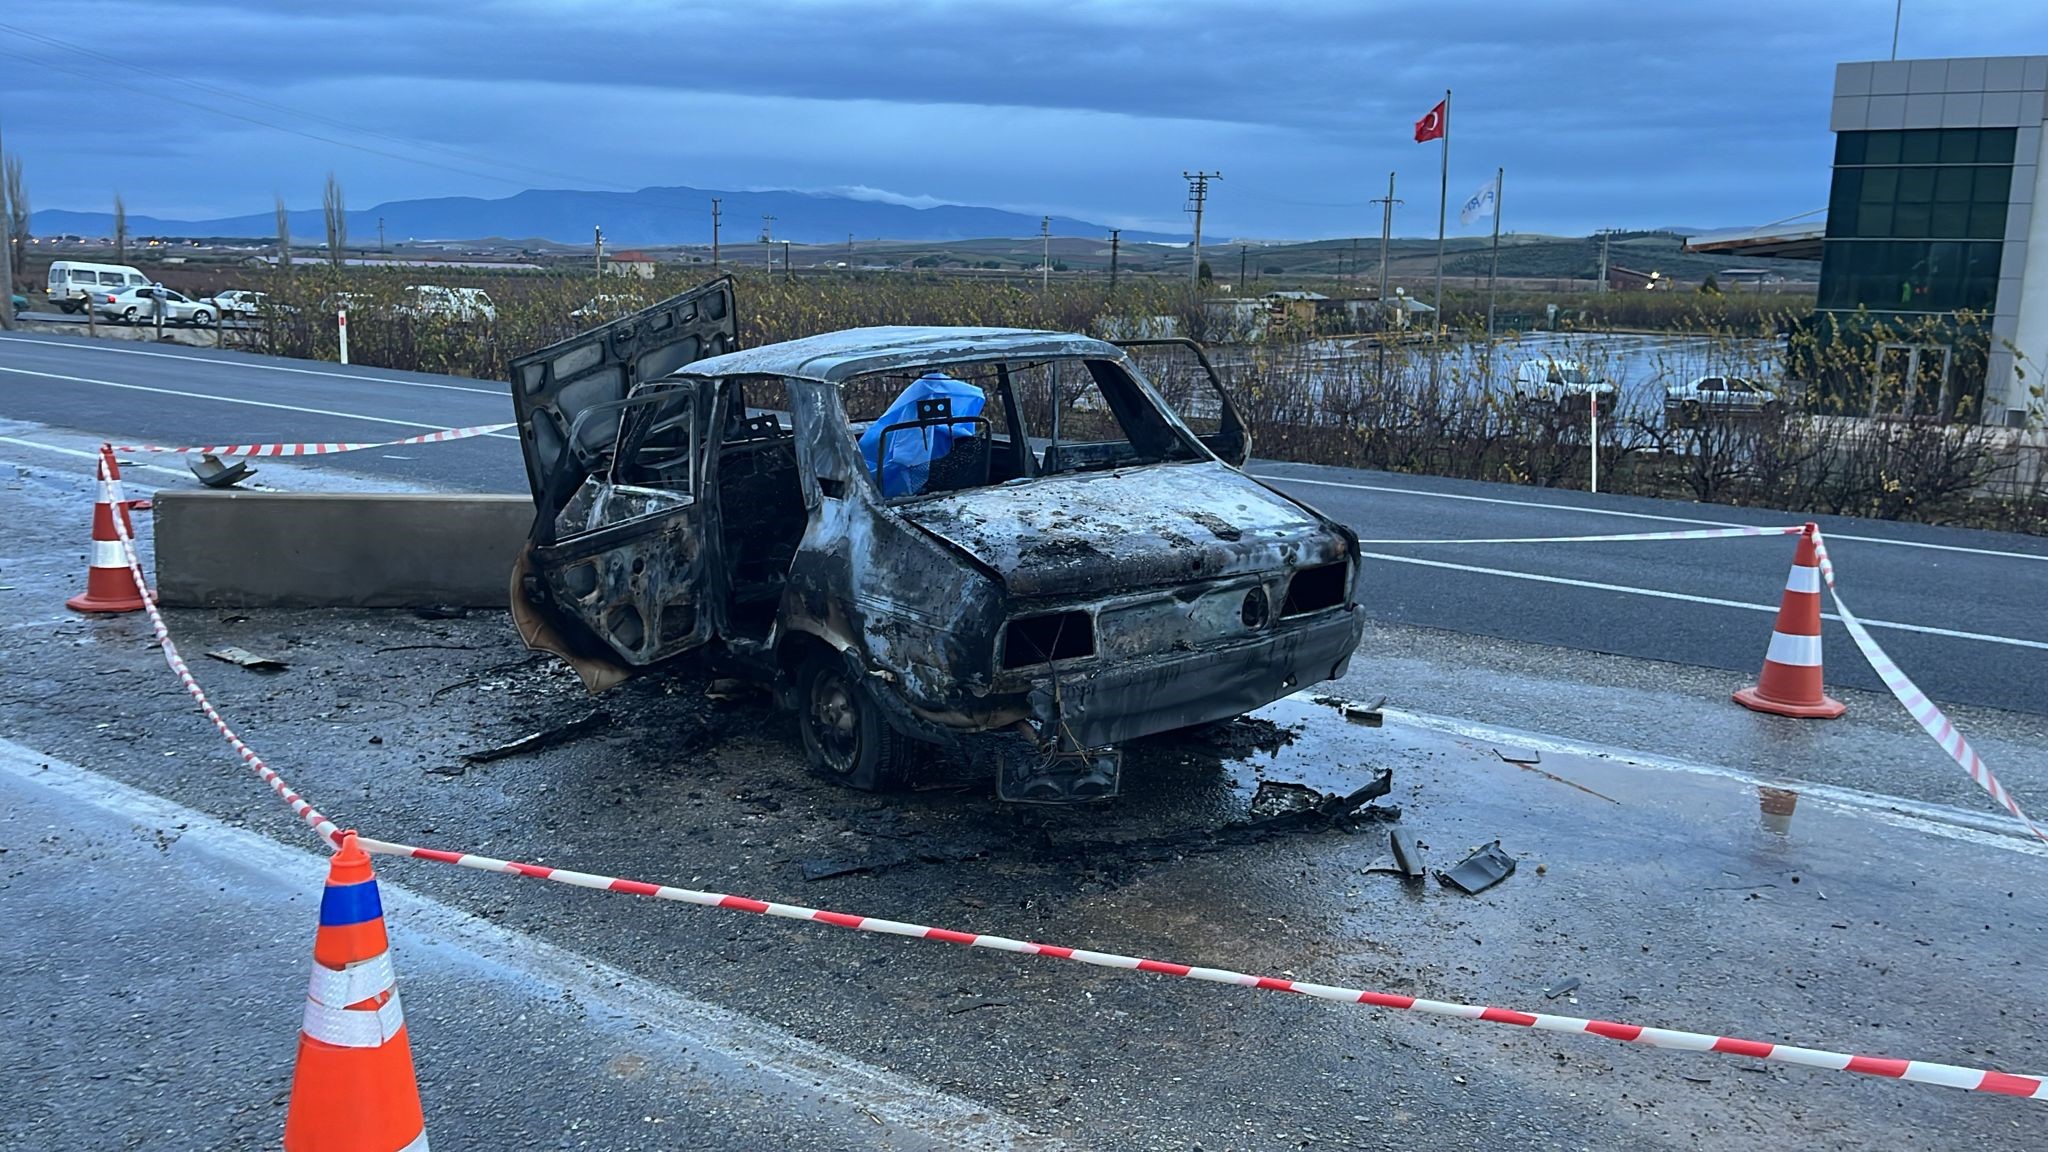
left=1733, top=523, right=1845, bottom=719
left=66, top=449, right=147, bottom=614
left=283, top=832, right=429, bottom=1152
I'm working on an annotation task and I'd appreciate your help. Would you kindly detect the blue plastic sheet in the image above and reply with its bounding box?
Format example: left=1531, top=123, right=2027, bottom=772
left=858, top=373, right=987, bottom=498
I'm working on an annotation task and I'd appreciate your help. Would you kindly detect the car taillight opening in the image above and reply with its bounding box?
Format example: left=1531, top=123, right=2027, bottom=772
left=1281, top=561, right=1349, bottom=617
left=1002, top=610, right=1095, bottom=668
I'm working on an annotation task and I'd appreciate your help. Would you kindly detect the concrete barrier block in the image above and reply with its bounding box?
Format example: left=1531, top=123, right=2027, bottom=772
left=152, top=490, right=534, bottom=608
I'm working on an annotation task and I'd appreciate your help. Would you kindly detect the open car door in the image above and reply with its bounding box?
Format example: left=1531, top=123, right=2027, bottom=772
left=1114, top=338, right=1250, bottom=466
left=507, top=278, right=738, bottom=688
left=509, top=276, right=738, bottom=509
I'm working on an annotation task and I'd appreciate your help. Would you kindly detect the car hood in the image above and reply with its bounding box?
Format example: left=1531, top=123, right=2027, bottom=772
left=898, top=461, right=1350, bottom=599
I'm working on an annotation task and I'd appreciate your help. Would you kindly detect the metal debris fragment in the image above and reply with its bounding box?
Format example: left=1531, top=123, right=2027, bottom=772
left=1436, top=840, right=1517, bottom=894
left=462, top=708, right=608, bottom=764
left=205, top=646, right=287, bottom=672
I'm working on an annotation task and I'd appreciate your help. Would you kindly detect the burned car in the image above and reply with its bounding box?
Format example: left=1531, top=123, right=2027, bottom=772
left=508, top=277, right=1364, bottom=801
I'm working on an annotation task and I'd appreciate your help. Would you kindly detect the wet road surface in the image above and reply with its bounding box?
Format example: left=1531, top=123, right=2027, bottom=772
left=1, top=463, right=2043, bottom=1148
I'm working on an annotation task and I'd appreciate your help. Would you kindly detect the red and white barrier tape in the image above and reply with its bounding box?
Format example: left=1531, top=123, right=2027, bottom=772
left=1353, top=524, right=1805, bottom=546
left=340, top=829, right=2048, bottom=1100
left=99, top=446, right=345, bottom=850
left=1809, top=529, right=2046, bottom=842
left=112, top=422, right=514, bottom=458
left=90, top=452, right=2048, bottom=1099
left=1354, top=521, right=2045, bottom=843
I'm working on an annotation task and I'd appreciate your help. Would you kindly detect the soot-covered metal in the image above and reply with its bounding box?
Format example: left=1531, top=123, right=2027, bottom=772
left=508, top=281, right=1365, bottom=802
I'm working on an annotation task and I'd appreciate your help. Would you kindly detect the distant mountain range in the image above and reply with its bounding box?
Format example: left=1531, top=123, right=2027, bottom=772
left=29, top=185, right=1184, bottom=247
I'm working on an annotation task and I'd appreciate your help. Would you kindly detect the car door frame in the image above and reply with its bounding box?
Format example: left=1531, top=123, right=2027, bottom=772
left=1110, top=337, right=1251, bottom=466
left=524, top=379, right=720, bottom=668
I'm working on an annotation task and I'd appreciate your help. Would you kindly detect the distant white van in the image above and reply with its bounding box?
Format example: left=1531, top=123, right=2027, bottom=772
left=47, top=261, right=151, bottom=312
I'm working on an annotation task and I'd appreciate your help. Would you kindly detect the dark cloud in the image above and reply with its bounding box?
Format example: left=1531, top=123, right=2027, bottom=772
left=3, top=1, right=2043, bottom=236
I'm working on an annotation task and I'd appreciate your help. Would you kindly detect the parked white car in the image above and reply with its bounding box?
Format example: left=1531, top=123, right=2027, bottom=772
left=1510, top=358, right=1617, bottom=407
left=400, top=285, right=496, bottom=322
left=1664, top=375, right=1782, bottom=420
left=94, top=285, right=214, bottom=325
left=212, top=289, right=273, bottom=317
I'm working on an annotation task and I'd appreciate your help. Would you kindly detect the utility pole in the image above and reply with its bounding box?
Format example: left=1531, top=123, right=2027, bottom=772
left=783, top=240, right=792, bottom=281
left=1040, top=216, right=1050, bottom=293
left=594, top=225, right=604, bottom=278
left=377, top=216, right=386, bottom=254
left=1597, top=228, right=1612, bottom=293
left=1238, top=245, right=1247, bottom=292
left=0, top=173, right=13, bottom=332
left=1107, top=229, right=1120, bottom=291
left=710, top=198, right=721, bottom=270
left=761, top=215, right=775, bottom=272
left=1183, top=171, right=1220, bottom=286
left=1371, top=171, right=1401, bottom=305
left=1892, top=0, right=1904, bottom=59
left=1486, top=167, right=1505, bottom=337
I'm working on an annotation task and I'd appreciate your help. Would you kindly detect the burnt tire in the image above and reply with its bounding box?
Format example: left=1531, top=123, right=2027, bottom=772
left=796, top=652, right=914, bottom=792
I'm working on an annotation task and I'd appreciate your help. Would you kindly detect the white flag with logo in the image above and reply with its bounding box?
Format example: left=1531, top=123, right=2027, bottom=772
left=1459, top=176, right=1498, bottom=228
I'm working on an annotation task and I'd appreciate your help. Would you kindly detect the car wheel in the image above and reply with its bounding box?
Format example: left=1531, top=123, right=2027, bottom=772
left=191, top=309, right=212, bottom=325
left=797, top=652, right=914, bottom=792
left=121, top=307, right=138, bottom=322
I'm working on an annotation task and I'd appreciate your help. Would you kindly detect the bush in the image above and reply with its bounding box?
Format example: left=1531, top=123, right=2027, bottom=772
left=239, top=266, right=2047, bottom=534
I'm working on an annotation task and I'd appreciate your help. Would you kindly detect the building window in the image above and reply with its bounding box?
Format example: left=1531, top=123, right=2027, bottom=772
left=1820, top=127, right=2015, bottom=316
left=1817, top=240, right=2001, bottom=313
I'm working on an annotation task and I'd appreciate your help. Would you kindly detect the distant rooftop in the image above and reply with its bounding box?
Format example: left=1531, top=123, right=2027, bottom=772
left=1683, top=212, right=1825, bottom=260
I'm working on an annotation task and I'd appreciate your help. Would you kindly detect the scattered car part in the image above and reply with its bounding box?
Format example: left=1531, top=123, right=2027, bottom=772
left=188, top=453, right=256, bottom=489
left=205, top=646, right=287, bottom=671
left=462, top=708, right=608, bottom=764
left=1388, top=828, right=1427, bottom=880
left=1544, top=976, right=1582, bottom=1000
left=1493, top=746, right=1540, bottom=764
left=1436, top=840, right=1517, bottom=894
left=1000, top=745, right=1121, bottom=803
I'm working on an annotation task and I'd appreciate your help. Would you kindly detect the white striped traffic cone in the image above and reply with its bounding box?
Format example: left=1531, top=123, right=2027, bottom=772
left=1733, top=523, right=1845, bottom=719
left=66, top=448, right=147, bottom=614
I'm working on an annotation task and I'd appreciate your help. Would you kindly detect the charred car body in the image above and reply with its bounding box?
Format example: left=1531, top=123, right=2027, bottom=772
left=508, top=278, right=1365, bottom=801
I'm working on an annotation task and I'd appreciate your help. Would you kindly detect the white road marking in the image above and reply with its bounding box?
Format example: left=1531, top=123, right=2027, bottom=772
left=1360, top=549, right=2048, bottom=651
left=0, top=332, right=506, bottom=396
left=1367, top=703, right=2048, bottom=858
left=0, top=738, right=1052, bottom=1150
left=0, top=365, right=520, bottom=441
left=1260, top=472, right=2048, bottom=563
left=0, top=437, right=194, bottom=480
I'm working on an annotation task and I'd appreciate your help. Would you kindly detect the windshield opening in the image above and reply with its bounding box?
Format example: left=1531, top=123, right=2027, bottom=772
left=841, top=356, right=1204, bottom=502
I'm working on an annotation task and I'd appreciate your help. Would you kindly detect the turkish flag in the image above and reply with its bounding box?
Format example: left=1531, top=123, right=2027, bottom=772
left=1414, top=100, right=1446, bottom=142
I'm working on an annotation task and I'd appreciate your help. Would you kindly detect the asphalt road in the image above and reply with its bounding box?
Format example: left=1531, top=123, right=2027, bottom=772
left=4, top=347, right=2046, bottom=1148
left=1, top=329, right=2044, bottom=716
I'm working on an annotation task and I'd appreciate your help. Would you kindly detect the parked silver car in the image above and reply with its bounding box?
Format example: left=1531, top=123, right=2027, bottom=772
left=95, top=285, right=214, bottom=325
left=1664, top=375, right=1783, bottom=422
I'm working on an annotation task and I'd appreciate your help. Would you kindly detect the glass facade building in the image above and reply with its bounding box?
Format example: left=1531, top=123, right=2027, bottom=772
left=1818, top=58, right=2048, bottom=425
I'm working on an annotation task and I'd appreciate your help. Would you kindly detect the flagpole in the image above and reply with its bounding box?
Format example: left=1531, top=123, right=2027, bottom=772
left=1433, top=88, right=1450, bottom=345
left=1486, top=166, right=1503, bottom=338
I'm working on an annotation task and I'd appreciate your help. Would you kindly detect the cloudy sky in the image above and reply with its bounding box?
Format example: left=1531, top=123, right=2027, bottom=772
left=3, top=1, right=2044, bottom=239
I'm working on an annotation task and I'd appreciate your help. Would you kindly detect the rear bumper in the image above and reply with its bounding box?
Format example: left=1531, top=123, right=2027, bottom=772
left=1024, top=605, right=1364, bottom=749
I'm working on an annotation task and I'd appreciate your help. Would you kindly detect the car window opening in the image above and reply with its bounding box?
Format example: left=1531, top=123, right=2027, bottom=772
left=842, top=357, right=1204, bottom=502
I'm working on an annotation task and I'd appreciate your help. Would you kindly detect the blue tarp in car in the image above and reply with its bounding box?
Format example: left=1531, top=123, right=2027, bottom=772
left=857, top=373, right=986, bottom=498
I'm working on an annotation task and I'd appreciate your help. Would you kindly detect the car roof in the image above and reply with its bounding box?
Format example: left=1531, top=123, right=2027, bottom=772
left=676, top=326, right=1127, bottom=384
